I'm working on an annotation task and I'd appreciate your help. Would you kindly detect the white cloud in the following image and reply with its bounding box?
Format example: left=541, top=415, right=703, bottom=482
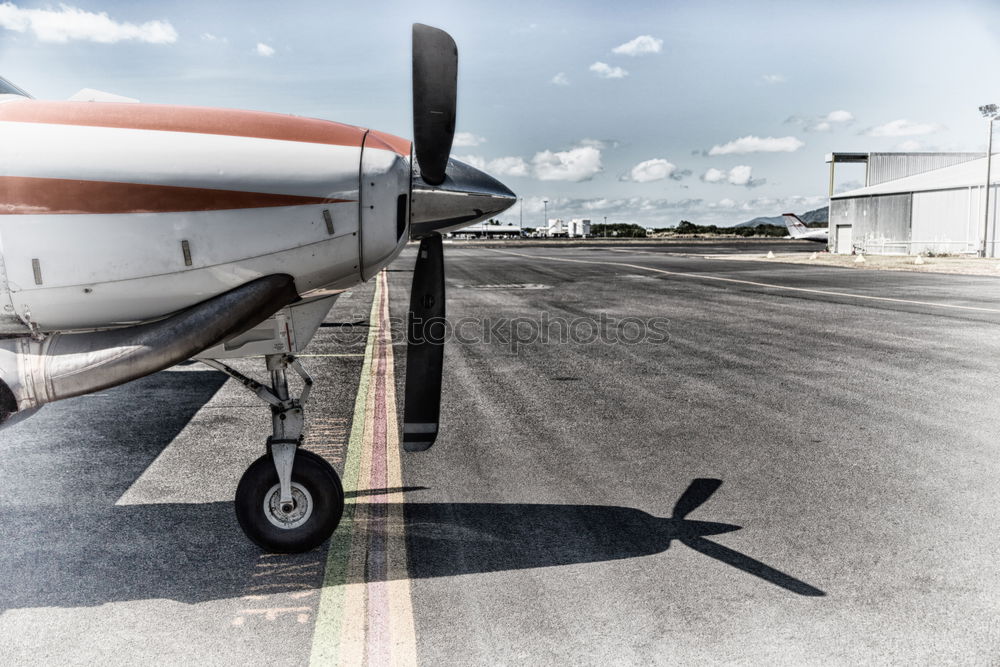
left=0, top=2, right=177, bottom=43
left=458, top=155, right=487, bottom=170
left=711, top=198, right=738, bottom=209
left=865, top=118, right=943, bottom=137
left=590, top=62, right=628, bottom=79
left=458, top=155, right=529, bottom=178
left=532, top=146, right=603, bottom=181
left=579, top=138, right=610, bottom=149
left=708, top=135, right=804, bottom=155
left=762, top=74, right=786, bottom=84
left=787, top=109, right=854, bottom=132
left=813, top=109, right=854, bottom=132
left=255, top=42, right=275, bottom=57
left=826, top=110, right=854, bottom=123
left=739, top=197, right=776, bottom=211
left=488, top=156, right=530, bottom=178
left=453, top=132, right=487, bottom=147
left=896, top=139, right=923, bottom=151
left=623, top=158, right=677, bottom=183
left=583, top=198, right=618, bottom=211
left=612, top=34, right=663, bottom=56
left=727, top=165, right=754, bottom=186
left=702, top=168, right=726, bottom=183
left=701, top=165, right=761, bottom=187
left=551, top=72, right=570, bottom=86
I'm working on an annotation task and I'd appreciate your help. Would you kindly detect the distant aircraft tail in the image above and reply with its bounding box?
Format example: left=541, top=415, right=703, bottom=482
left=782, top=213, right=809, bottom=238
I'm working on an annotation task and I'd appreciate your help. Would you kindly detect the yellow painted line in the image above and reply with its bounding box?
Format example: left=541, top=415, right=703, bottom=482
left=488, top=248, right=1000, bottom=315
left=337, top=353, right=377, bottom=662
left=309, top=279, right=380, bottom=664
left=379, top=276, right=417, bottom=667
left=310, top=271, right=417, bottom=666
left=297, top=353, right=366, bottom=358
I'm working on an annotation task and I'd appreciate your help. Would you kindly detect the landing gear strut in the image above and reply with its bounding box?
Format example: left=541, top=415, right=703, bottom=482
left=202, top=354, right=344, bottom=553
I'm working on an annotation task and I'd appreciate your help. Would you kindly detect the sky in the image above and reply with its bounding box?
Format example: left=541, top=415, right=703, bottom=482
left=2, top=0, right=1000, bottom=228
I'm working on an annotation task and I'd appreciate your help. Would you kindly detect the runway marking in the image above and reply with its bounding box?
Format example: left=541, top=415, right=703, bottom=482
left=489, top=248, right=1000, bottom=315
left=310, top=270, right=417, bottom=667
left=229, top=553, right=326, bottom=628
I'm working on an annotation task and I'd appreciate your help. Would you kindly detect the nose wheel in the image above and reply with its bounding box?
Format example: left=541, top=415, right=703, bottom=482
left=202, top=354, right=344, bottom=553
left=235, top=448, right=343, bottom=553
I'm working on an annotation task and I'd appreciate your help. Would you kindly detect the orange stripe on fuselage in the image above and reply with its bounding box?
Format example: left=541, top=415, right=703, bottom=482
left=0, top=100, right=411, bottom=156
left=365, top=129, right=413, bottom=158
left=0, top=176, right=353, bottom=215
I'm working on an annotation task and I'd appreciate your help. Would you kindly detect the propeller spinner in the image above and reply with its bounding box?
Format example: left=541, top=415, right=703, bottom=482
left=403, top=24, right=516, bottom=451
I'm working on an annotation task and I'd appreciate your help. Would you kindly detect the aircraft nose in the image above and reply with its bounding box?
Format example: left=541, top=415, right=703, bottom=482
left=410, top=157, right=516, bottom=238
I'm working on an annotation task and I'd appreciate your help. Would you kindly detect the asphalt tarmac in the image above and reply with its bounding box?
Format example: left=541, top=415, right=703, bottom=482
left=0, top=240, right=997, bottom=665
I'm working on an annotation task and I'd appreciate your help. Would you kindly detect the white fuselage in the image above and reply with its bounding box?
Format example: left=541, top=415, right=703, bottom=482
left=0, top=99, right=412, bottom=332
left=791, top=229, right=829, bottom=243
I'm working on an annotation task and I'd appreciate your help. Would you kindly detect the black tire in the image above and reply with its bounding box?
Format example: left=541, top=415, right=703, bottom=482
left=234, top=449, right=345, bottom=553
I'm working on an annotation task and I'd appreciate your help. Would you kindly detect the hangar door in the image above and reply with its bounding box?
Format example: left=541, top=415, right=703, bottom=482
left=910, top=188, right=979, bottom=255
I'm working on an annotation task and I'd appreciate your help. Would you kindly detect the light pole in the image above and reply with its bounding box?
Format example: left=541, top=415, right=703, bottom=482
left=543, top=199, right=548, bottom=235
left=979, top=104, right=999, bottom=257
left=603, top=215, right=607, bottom=238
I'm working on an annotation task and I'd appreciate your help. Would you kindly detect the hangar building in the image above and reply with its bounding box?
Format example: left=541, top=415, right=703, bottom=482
left=826, top=151, right=998, bottom=255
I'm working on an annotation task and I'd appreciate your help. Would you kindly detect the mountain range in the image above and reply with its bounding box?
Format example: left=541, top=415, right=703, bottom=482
left=734, top=206, right=828, bottom=228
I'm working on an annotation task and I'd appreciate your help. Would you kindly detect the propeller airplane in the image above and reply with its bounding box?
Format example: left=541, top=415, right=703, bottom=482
left=0, top=24, right=515, bottom=552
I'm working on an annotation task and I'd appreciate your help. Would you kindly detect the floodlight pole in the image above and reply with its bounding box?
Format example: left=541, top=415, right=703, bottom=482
left=984, top=120, right=995, bottom=257
left=979, top=105, right=999, bottom=257
left=543, top=199, right=548, bottom=235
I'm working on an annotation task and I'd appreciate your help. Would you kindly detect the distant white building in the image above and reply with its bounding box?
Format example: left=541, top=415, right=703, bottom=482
left=541, top=218, right=565, bottom=237
left=567, top=218, right=591, bottom=238
left=540, top=218, right=590, bottom=238
left=450, top=221, right=522, bottom=239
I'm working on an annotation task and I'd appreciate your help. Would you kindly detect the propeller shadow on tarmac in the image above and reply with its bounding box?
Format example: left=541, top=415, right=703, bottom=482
left=403, top=479, right=825, bottom=597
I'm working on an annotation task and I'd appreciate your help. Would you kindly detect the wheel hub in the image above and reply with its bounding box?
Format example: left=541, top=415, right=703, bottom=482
left=263, top=482, right=313, bottom=529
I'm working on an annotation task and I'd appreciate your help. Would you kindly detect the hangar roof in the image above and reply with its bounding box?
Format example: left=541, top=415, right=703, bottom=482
left=833, top=153, right=998, bottom=199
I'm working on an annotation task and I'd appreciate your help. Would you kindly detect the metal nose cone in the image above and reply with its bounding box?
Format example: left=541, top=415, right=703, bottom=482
left=410, top=157, right=516, bottom=238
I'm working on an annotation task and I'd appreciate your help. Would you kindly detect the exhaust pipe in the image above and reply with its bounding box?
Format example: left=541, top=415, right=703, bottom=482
left=0, top=274, right=297, bottom=426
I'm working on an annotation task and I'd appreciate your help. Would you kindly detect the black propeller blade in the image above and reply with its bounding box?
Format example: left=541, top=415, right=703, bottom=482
left=402, top=234, right=445, bottom=451
left=412, top=23, right=457, bottom=186
left=671, top=478, right=723, bottom=520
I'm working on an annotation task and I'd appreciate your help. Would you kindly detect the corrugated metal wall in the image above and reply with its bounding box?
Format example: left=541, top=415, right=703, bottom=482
left=829, top=194, right=912, bottom=253
left=910, top=188, right=981, bottom=255
left=831, top=187, right=1000, bottom=255
left=866, top=153, right=981, bottom=186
